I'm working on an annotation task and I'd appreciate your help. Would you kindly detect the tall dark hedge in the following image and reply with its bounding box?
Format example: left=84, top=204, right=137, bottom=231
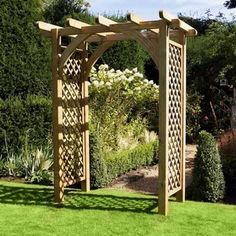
left=0, top=96, right=52, bottom=157
left=191, top=131, right=225, bottom=202
left=0, top=0, right=51, bottom=99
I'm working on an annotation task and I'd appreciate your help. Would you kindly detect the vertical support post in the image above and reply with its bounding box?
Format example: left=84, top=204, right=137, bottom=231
left=81, top=42, right=90, bottom=192
left=52, top=28, right=64, bottom=203
left=158, top=21, right=169, bottom=216
left=176, top=32, right=187, bottom=202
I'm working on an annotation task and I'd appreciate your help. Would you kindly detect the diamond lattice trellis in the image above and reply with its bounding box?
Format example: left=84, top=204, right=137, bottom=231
left=60, top=52, right=84, bottom=187
left=167, top=41, right=182, bottom=195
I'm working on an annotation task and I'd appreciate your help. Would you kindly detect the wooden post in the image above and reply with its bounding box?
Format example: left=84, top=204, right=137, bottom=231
left=176, top=32, right=186, bottom=202
left=52, top=28, right=64, bottom=203
left=81, top=42, right=90, bottom=192
left=158, top=21, right=169, bottom=216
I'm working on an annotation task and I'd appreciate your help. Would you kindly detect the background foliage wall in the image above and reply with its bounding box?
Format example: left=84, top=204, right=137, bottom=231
left=0, top=0, right=51, bottom=99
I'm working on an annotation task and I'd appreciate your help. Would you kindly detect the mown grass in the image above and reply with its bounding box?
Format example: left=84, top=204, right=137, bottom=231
left=0, top=181, right=235, bottom=236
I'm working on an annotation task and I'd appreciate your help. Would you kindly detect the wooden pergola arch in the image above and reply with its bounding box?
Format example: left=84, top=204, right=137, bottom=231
left=37, top=10, right=197, bottom=216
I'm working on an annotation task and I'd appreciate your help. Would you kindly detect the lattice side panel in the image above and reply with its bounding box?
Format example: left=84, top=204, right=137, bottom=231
left=60, top=52, right=84, bottom=187
left=168, top=41, right=182, bottom=196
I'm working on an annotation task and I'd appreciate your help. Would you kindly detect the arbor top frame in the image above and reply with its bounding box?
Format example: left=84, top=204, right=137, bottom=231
left=37, top=10, right=197, bottom=43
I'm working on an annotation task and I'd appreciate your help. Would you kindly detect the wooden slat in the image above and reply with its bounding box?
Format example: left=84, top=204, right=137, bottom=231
left=51, top=28, right=64, bottom=204
left=168, top=186, right=181, bottom=197
left=127, top=12, right=159, bottom=34
left=176, top=31, right=186, bottom=202
left=81, top=42, right=90, bottom=192
left=158, top=21, right=169, bottom=216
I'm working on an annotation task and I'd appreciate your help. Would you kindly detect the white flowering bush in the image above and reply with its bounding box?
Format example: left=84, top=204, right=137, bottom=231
left=89, top=64, right=159, bottom=152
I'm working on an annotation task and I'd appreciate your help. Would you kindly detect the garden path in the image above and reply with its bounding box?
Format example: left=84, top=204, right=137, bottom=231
left=109, top=145, right=197, bottom=194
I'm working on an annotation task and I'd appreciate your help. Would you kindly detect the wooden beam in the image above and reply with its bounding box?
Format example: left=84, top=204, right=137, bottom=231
left=59, top=20, right=163, bottom=35
left=159, top=10, right=197, bottom=36
left=67, top=18, right=115, bottom=37
left=96, top=15, right=118, bottom=26
left=37, top=21, right=63, bottom=31
left=86, top=41, right=115, bottom=75
left=172, top=19, right=197, bottom=36
left=159, top=10, right=177, bottom=23
left=127, top=12, right=159, bottom=34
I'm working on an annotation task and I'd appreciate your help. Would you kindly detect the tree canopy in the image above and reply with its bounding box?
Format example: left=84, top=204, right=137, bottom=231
left=224, top=0, right=236, bottom=8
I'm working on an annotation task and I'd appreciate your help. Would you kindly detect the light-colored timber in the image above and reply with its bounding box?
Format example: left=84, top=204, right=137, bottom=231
left=37, top=9, right=197, bottom=216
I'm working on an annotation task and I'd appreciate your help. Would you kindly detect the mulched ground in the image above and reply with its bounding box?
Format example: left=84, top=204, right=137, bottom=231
left=109, top=145, right=197, bottom=194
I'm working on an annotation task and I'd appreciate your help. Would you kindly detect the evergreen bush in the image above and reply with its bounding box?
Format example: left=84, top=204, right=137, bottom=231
left=0, top=96, right=52, bottom=157
left=0, top=0, right=51, bottom=99
left=191, top=131, right=225, bottom=202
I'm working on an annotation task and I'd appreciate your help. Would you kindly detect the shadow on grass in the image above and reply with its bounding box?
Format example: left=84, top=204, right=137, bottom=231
left=0, top=184, right=157, bottom=214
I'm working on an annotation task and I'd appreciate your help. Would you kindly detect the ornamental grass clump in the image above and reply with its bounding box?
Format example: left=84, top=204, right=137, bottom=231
left=191, top=131, right=225, bottom=202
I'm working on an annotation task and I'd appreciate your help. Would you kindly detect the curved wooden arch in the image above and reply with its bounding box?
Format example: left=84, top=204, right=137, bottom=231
left=130, top=31, right=159, bottom=68
left=59, top=33, right=91, bottom=71
left=84, top=32, right=159, bottom=80
left=85, top=41, right=115, bottom=78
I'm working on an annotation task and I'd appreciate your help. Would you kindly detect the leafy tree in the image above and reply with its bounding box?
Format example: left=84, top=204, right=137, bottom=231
left=0, top=0, right=51, bottom=99
left=187, top=21, right=236, bottom=132
left=43, top=0, right=93, bottom=26
left=224, top=0, right=236, bottom=8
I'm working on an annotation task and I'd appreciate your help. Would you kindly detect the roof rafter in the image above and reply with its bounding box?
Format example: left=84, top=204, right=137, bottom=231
left=159, top=10, right=197, bottom=36
left=127, top=12, right=159, bottom=35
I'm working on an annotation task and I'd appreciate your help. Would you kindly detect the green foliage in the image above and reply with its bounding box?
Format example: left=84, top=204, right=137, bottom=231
left=0, top=134, right=53, bottom=184
left=191, top=131, right=225, bottom=202
left=90, top=140, right=158, bottom=188
left=43, top=0, right=94, bottom=26
left=0, top=0, right=51, bottom=99
left=186, top=90, right=202, bottom=142
left=89, top=133, right=108, bottom=188
left=221, top=155, right=236, bottom=195
left=0, top=95, right=52, bottom=156
left=187, top=21, right=236, bottom=132
left=101, top=41, right=148, bottom=73
left=89, top=65, right=159, bottom=152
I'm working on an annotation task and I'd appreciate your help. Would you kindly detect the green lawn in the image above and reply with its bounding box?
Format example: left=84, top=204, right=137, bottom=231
left=0, top=181, right=235, bottom=236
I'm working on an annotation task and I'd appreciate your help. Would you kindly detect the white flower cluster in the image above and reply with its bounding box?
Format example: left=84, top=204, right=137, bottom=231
left=89, top=64, right=159, bottom=94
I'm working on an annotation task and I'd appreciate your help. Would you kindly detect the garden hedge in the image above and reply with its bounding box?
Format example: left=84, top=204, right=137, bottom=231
left=90, top=136, right=158, bottom=188
left=0, top=95, right=52, bottom=157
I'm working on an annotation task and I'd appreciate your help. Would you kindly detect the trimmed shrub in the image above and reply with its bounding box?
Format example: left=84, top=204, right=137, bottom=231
left=191, top=131, right=225, bottom=202
left=90, top=139, right=158, bottom=188
left=90, top=133, right=108, bottom=188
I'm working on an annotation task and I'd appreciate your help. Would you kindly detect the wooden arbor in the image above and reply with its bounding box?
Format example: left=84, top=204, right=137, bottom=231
left=37, top=10, right=197, bottom=215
